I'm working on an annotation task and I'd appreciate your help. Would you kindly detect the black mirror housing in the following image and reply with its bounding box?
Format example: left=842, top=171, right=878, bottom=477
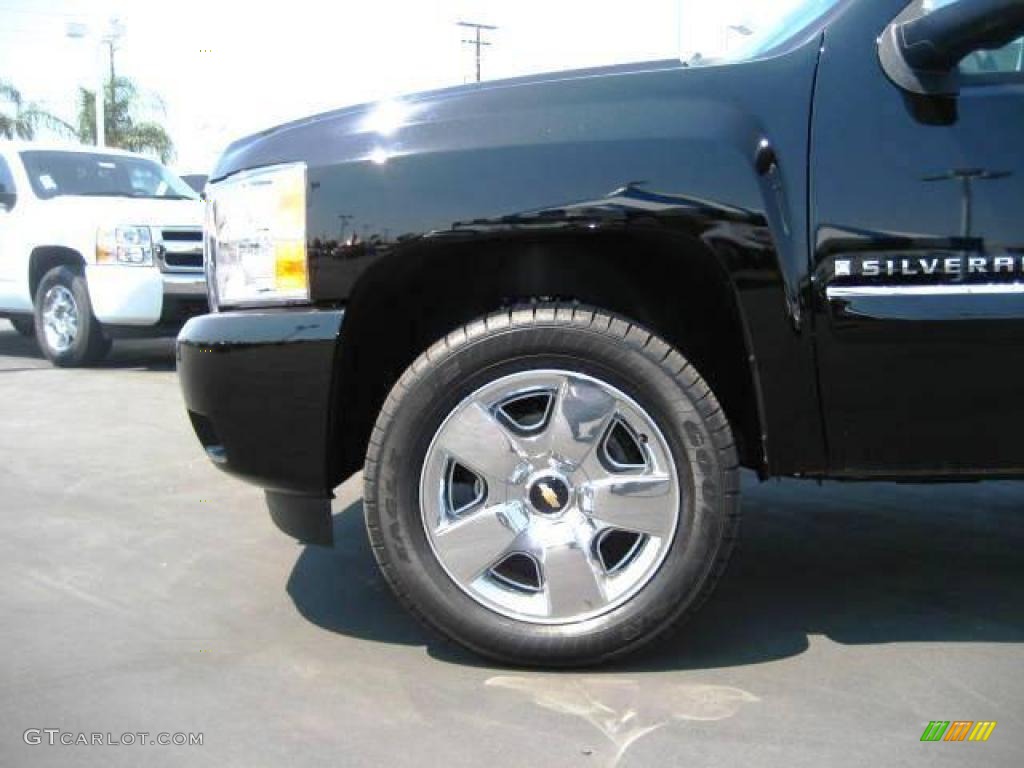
left=0, top=190, right=15, bottom=211
left=879, top=0, right=1024, bottom=96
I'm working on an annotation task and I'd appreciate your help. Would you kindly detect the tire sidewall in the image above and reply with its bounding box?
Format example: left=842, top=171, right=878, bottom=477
left=370, top=318, right=730, bottom=664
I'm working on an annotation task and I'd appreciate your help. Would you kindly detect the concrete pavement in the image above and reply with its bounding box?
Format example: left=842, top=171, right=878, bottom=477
left=1, top=319, right=1021, bottom=767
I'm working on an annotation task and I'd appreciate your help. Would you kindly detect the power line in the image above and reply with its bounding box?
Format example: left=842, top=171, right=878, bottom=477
left=0, top=25, right=62, bottom=36
left=0, top=6, right=78, bottom=17
left=457, top=21, right=496, bottom=83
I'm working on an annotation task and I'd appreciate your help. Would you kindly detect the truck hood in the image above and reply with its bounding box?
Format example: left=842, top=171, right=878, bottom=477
left=211, top=59, right=688, bottom=182
left=211, top=1, right=845, bottom=185
left=39, top=196, right=203, bottom=229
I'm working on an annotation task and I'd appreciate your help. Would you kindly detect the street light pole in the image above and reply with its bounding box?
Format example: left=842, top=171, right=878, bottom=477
left=66, top=17, right=123, bottom=148
left=66, top=21, right=104, bottom=146
left=99, top=20, right=125, bottom=148
left=95, top=41, right=106, bottom=146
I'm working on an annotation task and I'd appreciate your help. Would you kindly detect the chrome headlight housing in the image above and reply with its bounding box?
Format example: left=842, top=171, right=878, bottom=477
left=205, top=162, right=309, bottom=309
left=96, top=226, right=153, bottom=266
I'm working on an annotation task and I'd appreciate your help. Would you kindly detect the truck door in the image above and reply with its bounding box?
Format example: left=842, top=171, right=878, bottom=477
left=811, top=0, right=1024, bottom=475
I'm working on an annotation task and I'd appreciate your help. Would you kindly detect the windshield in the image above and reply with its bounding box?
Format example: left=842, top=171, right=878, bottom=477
left=690, top=0, right=848, bottom=65
left=19, top=150, right=198, bottom=201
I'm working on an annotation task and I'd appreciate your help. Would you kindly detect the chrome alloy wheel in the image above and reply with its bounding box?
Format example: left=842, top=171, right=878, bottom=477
left=42, top=284, right=79, bottom=354
left=420, top=369, right=680, bottom=624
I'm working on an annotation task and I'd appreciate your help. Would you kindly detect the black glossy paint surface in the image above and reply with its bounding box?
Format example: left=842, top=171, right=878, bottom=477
left=177, top=309, right=344, bottom=494
left=189, top=0, right=1024, bottom=491
left=214, top=28, right=833, bottom=478
left=811, top=0, right=1024, bottom=474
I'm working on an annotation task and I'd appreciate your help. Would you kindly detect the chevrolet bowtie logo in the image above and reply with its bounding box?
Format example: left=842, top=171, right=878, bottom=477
left=538, top=482, right=559, bottom=508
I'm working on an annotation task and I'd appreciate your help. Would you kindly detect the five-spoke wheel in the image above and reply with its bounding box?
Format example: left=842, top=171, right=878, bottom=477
left=41, top=284, right=79, bottom=354
left=420, top=370, right=679, bottom=623
left=33, top=266, right=110, bottom=367
left=365, top=305, right=739, bottom=666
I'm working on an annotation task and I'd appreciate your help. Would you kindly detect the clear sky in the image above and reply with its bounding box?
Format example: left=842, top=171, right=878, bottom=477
left=0, top=0, right=798, bottom=173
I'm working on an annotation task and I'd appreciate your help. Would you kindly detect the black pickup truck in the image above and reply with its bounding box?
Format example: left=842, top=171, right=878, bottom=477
left=177, top=0, right=1024, bottom=665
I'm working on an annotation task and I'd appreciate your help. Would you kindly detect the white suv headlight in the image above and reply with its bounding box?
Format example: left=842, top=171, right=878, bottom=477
left=205, top=162, right=309, bottom=308
left=96, top=226, right=153, bottom=266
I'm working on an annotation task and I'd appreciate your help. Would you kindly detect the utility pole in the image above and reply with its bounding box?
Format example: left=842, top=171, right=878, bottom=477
left=457, top=21, right=496, bottom=83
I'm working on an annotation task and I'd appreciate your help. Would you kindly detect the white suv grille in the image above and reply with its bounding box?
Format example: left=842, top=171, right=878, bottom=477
left=154, top=227, right=203, bottom=272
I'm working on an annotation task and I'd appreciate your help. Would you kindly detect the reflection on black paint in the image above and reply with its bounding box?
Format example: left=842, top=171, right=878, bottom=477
left=922, top=168, right=1012, bottom=239
left=195, top=0, right=1024, bottom=483
left=811, top=0, right=1024, bottom=475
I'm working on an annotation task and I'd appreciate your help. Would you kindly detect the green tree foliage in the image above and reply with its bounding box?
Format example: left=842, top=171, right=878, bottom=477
left=77, top=76, right=174, bottom=164
left=0, top=80, right=75, bottom=140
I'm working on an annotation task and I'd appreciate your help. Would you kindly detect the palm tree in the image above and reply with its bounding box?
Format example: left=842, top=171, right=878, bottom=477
left=77, top=76, right=174, bottom=164
left=0, top=81, right=75, bottom=140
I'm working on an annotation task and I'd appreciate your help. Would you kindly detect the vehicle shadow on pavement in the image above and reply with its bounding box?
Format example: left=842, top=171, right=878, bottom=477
left=285, top=499, right=438, bottom=650
left=0, top=326, right=176, bottom=371
left=286, top=475, right=1024, bottom=671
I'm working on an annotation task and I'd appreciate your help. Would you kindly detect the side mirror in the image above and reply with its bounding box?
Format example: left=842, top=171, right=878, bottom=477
left=0, top=189, right=15, bottom=211
left=879, top=0, right=1024, bottom=95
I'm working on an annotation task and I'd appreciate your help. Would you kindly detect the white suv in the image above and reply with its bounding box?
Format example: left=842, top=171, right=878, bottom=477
left=0, top=142, right=207, bottom=366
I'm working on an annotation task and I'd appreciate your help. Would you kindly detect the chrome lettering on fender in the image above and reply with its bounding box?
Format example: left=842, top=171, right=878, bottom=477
left=833, top=254, right=1024, bottom=280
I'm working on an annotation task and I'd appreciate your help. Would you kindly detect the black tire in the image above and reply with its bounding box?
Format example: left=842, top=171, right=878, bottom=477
left=34, top=266, right=111, bottom=367
left=364, top=304, right=740, bottom=666
left=9, top=316, right=35, bottom=337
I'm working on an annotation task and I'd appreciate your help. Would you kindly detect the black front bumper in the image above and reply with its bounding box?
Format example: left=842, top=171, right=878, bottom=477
left=177, top=308, right=345, bottom=544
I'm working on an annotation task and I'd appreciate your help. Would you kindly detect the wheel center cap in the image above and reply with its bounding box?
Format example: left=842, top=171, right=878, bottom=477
left=528, top=475, right=571, bottom=515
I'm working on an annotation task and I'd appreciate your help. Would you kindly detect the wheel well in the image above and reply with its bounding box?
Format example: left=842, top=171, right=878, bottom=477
left=330, top=230, right=764, bottom=484
left=29, top=246, right=85, bottom=301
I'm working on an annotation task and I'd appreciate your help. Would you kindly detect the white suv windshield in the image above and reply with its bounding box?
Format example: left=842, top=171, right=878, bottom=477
left=19, top=150, right=198, bottom=201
